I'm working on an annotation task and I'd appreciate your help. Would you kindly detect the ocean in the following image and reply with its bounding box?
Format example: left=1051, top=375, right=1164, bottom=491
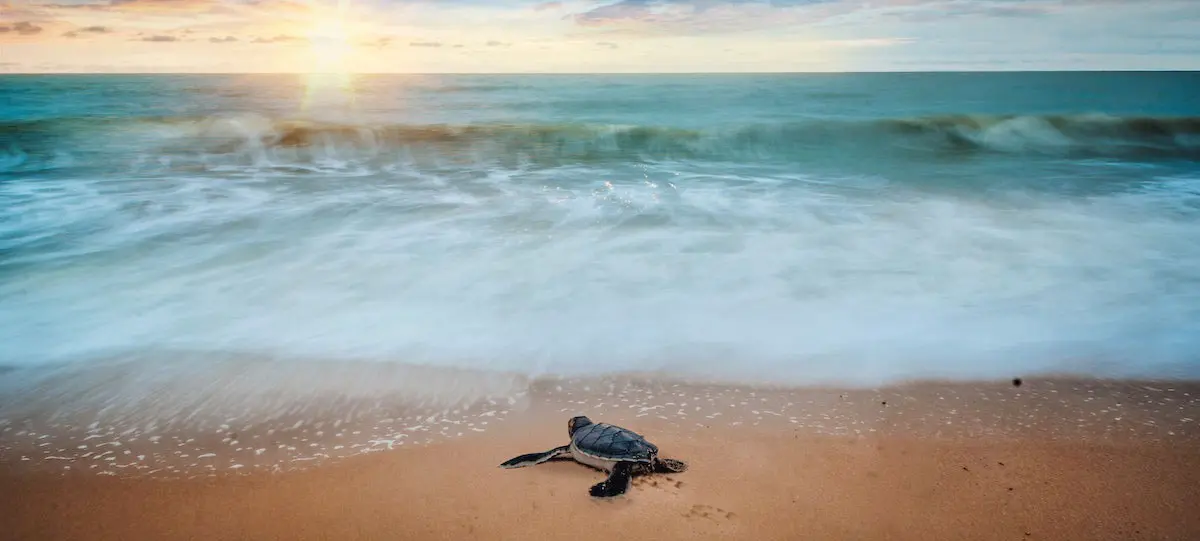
left=2, top=72, right=1200, bottom=389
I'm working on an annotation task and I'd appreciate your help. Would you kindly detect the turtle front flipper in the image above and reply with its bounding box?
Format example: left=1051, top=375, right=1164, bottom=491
left=589, top=461, right=634, bottom=498
left=654, top=457, right=688, bottom=473
left=499, top=445, right=571, bottom=469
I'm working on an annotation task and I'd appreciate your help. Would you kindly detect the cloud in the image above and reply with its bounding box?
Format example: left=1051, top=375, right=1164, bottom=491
left=410, top=41, right=443, bottom=47
left=93, top=0, right=223, bottom=14
left=596, top=41, right=618, bottom=48
left=209, top=35, right=238, bottom=43
left=565, top=0, right=1065, bottom=34
left=34, top=0, right=307, bottom=17
left=363, top=37, right=391, bottom=48
left=2, top=21, right=44, bottom=35
left=141, top=34, right=178, bottom=41
left=878, top=0, right=1055, bottom=22
left=64, top=26, right=113, bottom=37
left=567, top=0, right=849, bottom=34
left=486, top=40, right=511, bottom=47
left=534, top=1, right=563, bottom=10
left=571, top=0, right=659, bottom=27
left=252, top=34, right=299, bottom=43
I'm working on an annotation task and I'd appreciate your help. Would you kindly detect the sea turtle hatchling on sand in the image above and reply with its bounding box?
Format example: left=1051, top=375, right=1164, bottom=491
left=499, top=415, right=688, bottom=498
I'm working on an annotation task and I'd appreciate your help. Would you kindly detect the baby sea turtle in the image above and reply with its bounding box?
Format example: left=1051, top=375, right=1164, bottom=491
left=499, top=415, right=688, bottom=498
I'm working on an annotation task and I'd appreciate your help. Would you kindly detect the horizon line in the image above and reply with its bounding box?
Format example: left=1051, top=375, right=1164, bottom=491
left=2, top=68, right=1199, bottom=76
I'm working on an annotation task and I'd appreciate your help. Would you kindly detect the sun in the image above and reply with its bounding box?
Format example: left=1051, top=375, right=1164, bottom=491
left=300, top=1, right=361, bottom=110
left=307, top=16, right=354, bottom=73
left=303, top=0, right=364, bottom=75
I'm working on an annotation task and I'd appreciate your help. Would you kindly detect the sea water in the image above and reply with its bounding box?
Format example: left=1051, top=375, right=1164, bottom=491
left=2, top=72, right=1199, bottom=388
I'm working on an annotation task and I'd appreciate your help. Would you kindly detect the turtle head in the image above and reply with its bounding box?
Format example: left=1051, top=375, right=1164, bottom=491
left=568, top=416, right=593, bottom=436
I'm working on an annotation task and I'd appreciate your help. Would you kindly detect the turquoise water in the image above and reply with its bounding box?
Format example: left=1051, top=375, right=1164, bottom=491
left=2, top=72, right=1199, bottom=385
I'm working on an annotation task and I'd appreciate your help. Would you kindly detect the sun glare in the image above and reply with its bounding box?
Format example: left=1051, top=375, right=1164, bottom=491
left=307, top=12, right=354, bottom=73
left=301, top=0, right=360, bottom=111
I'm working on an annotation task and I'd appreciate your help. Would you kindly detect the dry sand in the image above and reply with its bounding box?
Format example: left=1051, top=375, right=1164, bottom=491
left=3, top=376, right=1200, bottom=541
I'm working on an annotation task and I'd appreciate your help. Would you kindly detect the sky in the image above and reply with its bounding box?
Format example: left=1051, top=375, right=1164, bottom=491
left=1, top=0, right=1198, bottom=73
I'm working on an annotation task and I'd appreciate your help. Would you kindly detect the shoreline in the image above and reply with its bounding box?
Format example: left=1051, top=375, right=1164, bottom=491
left=3, top=373, right=1199, bottom=479
left=4, top=404, right=1200, bottom=540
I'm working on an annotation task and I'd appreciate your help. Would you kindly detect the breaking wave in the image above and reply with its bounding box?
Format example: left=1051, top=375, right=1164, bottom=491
left=3, top=113, right=1199, bottom=172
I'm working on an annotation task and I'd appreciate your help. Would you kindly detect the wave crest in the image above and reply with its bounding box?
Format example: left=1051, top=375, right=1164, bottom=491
left=3, top=113, right=1199, bottom=172
left=165, top=113, right=1200, bottom=161
left=884, top=114, right=1200, bottom=157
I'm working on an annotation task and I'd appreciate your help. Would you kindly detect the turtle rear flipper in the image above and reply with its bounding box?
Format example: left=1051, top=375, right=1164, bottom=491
left=654, top=457, right=688, bottom=473
left=499, top=445, right=571, bottom=469
left=589, top=461, right=634, bottom=498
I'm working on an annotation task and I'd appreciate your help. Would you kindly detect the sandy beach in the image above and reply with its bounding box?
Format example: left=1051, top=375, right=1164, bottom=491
left=3, top=375, right=1199, bottom=541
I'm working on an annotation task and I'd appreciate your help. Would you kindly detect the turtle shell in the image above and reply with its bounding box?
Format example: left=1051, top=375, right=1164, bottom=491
left=571, top=422, right=657, bottom=461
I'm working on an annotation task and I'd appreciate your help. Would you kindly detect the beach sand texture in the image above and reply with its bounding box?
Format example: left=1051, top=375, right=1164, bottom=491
left=3, top=376, right=1199, bottom=541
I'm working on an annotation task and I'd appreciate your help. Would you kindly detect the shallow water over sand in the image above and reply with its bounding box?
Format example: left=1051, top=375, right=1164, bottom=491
left=2, top=358, right=1197, bottom=478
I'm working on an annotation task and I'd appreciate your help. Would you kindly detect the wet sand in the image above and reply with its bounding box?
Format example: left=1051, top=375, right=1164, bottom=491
left=3, top=376, right=1200, bottom=540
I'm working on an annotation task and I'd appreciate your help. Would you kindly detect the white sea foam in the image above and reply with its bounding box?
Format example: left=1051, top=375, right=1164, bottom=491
left=3, top=73, right=1200, bottom=389
left=1, top=151, right=1198, bottom=386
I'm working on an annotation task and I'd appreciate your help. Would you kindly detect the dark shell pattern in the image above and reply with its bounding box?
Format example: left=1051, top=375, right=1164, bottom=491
left=572, top=422, right=658, bottom=461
